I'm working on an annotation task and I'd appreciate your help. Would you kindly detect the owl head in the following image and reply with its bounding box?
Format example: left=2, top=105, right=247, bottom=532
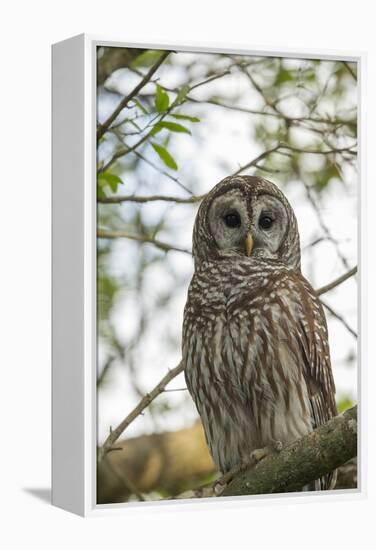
left=192, top=175, right=301, bottom=271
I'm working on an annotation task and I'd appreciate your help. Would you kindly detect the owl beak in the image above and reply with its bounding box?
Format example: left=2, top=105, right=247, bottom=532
left=245, top=232, right=254, bottom=256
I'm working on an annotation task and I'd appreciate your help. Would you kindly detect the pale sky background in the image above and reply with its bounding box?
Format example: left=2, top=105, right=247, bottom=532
left=97, top=52, right=357, bottom=444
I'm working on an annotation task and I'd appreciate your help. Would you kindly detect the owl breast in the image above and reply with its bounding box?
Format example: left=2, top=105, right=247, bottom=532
left=183, top=258, right=314, bottom=473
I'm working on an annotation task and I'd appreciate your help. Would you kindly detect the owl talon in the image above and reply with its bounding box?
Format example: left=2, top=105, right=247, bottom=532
left=250, top=446, right=269, bottom=464
left=213, top=441, right=284, bottom=495
left=213, top=479, right=227, bottom=496
left=213, top=474, right=231, bottom=496
left=213, top=463, right=247, bottom=495
left=250, top=441, right=283, bottom=464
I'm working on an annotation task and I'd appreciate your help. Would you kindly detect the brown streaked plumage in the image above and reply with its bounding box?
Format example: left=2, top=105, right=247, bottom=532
left=183, top=175, right=337, bottom=491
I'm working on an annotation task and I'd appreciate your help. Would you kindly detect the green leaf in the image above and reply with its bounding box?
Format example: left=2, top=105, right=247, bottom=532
left=155, top=84, right=170, bottom=113
left=171, top=113, right=200, bottom=123
left=337, top=396, right=354, bottom=414
left=151, top=142, right=178, bottom=170
left=97, top=185, right=107, bottom=199
left=275, top=68, right=293, bottom=86
left=173, top=85, right=190, bottom=106
left=305, top=71, right=316, bottom=82
left=131, top=50, right=164, bottom=68
left=154, top=121, right=191, bottom=135
left=150, top=123, right=163, bottom=137
left=98, top=172, right=123, bottom=193
left=314, top=163, right=342, bottom=192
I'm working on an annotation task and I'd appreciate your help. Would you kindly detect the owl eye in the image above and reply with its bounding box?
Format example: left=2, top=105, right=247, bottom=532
left=223, top=211, right=241, bottom=228
left=259, top=214, right=274, bottom=230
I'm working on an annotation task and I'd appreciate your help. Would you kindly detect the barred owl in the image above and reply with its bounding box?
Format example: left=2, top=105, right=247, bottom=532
left=183, top=175, right=337, bottom=492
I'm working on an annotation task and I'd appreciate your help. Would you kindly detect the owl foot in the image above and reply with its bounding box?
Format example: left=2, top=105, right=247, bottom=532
left=250, top=440, right=283, bottom=464
left=213, top=440, right=283, bottom=496
left=213, top=467, right=245, bottom=496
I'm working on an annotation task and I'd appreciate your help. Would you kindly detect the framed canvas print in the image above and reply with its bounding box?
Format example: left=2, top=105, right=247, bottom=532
left=52, top=34, right=364, bottom=517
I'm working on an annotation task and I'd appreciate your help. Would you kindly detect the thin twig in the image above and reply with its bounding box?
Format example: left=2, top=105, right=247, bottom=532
left=316, top=266, right=357, bottom=295
left=188, top=69, right=231, bottom=91
left=302, top=237, right=326, bottom=250
left=97, top=355, right=116, bottom=387
left=97, top=228, right=191, bottom=255
left=280, top=143, right=357, bottom=157
left=97, top=51, right=171, bottom=140
left=343, top=61, right=357, bottom=81
left=131, top=149, right=193, bottom=195
left=98, top=66, right=233, bottom=175
left=192, top=97, right=356, bottom=127
left=99, top=128, right=158, bottom=174
left=321, top=299, right=357, bottom=339
left=110, top=129, right=193, bottom=195
left=301, top=177, right=351, bottom=270
left=98, top=362, right=185, bottom=461
left=98, top=193, right=204, bottom=205
left=231, top=144, right=283, bottom=176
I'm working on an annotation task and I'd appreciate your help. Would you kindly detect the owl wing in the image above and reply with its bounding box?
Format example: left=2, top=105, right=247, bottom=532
left=237, top=270, right=337, bottom=489
left=294, top=274, right=337, bottom=427
left=293, top=274, right=337, bottom=490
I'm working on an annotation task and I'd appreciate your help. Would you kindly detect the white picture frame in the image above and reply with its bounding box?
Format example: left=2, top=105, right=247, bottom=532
left=52, top=34, right=366, bottom=517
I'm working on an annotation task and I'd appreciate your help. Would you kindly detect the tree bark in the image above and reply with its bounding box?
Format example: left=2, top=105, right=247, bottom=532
left=222, top=405, right=357, bottom=496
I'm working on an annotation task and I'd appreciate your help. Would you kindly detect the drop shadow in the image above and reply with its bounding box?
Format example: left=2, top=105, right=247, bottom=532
left=23, top=487, right=51, bottom=504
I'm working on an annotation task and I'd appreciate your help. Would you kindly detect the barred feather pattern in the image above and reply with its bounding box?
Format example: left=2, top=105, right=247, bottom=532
left=183, top=176, right=337, bottom=492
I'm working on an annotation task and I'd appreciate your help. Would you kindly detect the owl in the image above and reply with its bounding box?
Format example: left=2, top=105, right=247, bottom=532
left=183, top=175, right=337, bottom=492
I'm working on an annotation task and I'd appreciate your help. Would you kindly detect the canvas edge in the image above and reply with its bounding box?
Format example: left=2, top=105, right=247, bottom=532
left=52, top=33, right=86, bottom=516
left=51, top=33, right=366, bottom=517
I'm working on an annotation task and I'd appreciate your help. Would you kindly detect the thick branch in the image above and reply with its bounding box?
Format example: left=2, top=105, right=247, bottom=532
left=222, top=405, right=357, bottom=496
left=97, top=420, right=357, bottom=503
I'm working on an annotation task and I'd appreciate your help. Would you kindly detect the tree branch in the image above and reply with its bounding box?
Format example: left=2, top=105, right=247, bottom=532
left=98, top=361, right=185, bottom=462
left=98, top=193, right=204, bottom=205
left=97, top=50, right=170, bottom=140
left=131, top=149, right=194, bottom=195
left=316, top=266, right=357, bottom=295
left=279, top=143, right=357, bottom=157
left=301, top=177, right=351, bottom=270
left=97, top=229, right=191, bottom=255
left=97, top=421, right=357, bottom=503
left=321, top=299, right=357, bottom=339
left=343, top=61, right=357, bottom=81
left=222, top=405, right=357, bottom=496
left=232, top=145, right=283, bottom=176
